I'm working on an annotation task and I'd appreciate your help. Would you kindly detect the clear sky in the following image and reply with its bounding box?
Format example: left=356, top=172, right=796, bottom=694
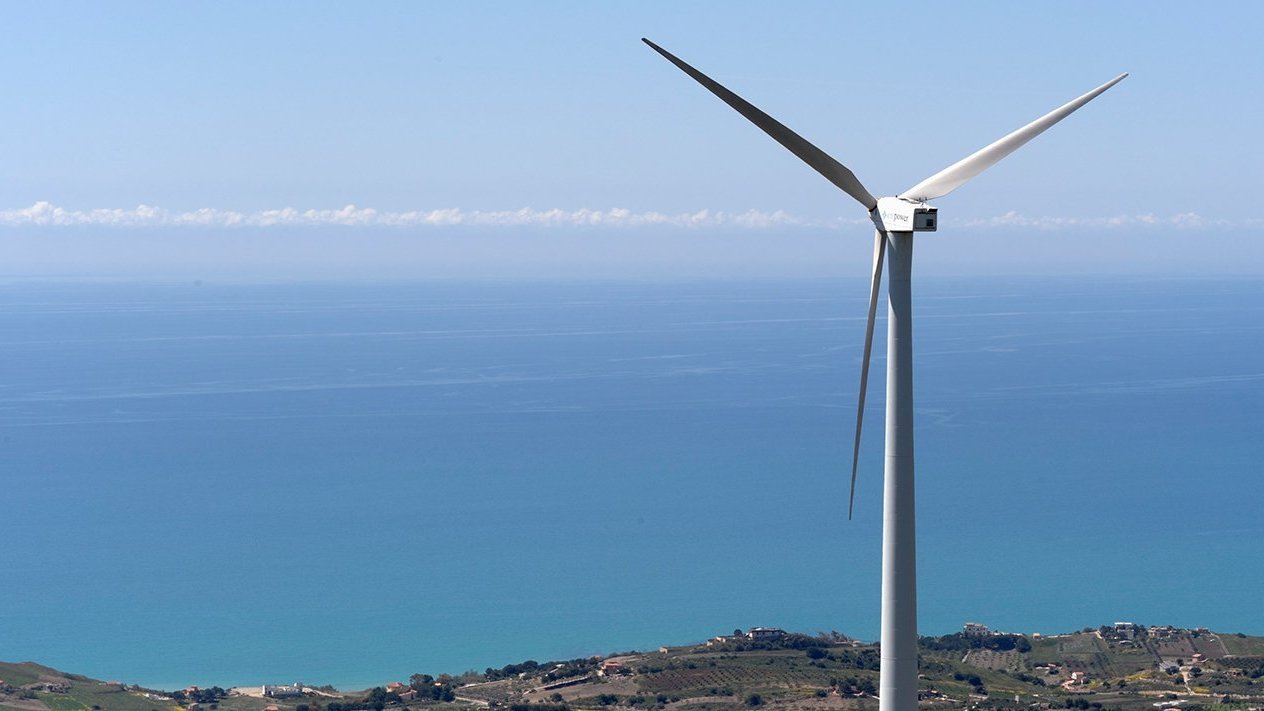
left=2, top=1, right=1261, bottom=278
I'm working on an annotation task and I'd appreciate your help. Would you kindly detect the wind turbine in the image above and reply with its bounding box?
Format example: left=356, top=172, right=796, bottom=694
left=642, top=38, right=1126, bottom=711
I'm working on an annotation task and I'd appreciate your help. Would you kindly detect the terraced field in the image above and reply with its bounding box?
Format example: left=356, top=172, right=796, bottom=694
left=961, top=650, right=1025, bottom=673
left=638, top=665, right=838, bottom=694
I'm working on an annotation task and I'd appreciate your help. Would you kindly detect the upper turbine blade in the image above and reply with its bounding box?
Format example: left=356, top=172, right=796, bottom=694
left=900, top=73, right=1128, bottom=203
left=643, top=38, right=877, bottom=211
left=849, top=229, right=886, bottom=520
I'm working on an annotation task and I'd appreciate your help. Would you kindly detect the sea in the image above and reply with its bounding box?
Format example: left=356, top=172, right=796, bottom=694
left=2, top=275, right=1261, bottom=690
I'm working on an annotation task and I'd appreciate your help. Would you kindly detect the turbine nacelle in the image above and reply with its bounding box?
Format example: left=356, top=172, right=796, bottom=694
left=873, top=197, right=938, bottom=233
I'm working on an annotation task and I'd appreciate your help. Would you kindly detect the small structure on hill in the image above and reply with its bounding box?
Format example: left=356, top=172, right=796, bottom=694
left=263, top=683, right=304, bottom=698
left=598, top=661, right=627, bottom=677
left=747, top=627, right=785, bottom=641
left=963, top=622, right=992, bottom=637
left=1113, top=622, right=1139, bottom=639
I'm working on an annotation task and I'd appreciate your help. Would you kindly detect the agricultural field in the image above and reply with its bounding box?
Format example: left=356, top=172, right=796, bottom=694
left=638, top=662, right=836, bottom=695
left=962, top=650, right=1025, bottom=673
left=6, top=626, right=1264, bottom=711
left=1221, top=634, right=1264, bottom=657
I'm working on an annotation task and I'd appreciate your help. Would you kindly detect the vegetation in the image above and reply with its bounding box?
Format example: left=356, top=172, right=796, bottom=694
left=922, top=631, right=1032, bottom=653
left=5, top=625, right=1264, bottom=711
left=171, top=685, right=229, bottom=704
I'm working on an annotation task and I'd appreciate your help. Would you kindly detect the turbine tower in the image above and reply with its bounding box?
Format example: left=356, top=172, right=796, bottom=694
left=643, top=38, right=1126, bottom=711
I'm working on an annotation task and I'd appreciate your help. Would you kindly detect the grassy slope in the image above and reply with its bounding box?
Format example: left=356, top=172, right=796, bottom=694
left=0, top=660, right=348, bottom=711
left=5, top=628, right=1264, bottom=711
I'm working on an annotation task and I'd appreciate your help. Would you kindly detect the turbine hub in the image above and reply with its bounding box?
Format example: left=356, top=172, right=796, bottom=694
left=875, top=196, right=937, bottom=233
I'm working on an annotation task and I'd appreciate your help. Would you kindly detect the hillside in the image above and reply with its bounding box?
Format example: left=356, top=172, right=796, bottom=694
left=5, top=624, right=1264, bottom=711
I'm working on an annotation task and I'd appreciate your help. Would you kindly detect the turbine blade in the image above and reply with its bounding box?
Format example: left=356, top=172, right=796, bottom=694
left=643, top=38, right=877, bottom=211
left=850, top=229, right=886, bottom=519
left=900, top=73, right=1128, bottom=202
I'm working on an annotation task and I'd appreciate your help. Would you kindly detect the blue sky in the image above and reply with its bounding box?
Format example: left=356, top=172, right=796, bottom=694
left=2, top=1, right=1261, bottom=277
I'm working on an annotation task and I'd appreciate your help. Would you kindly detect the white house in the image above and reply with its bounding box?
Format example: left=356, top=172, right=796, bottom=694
left=747, top=627, right=785, bottom=641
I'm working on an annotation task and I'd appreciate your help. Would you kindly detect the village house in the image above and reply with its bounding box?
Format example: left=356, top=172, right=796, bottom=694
left=963, top=622, right=991, bottom=637
left=598, top=661, right=626, bottom=677
left=1113, top=622, right=1139, bottom=639
left=1063, top=671, right=1089, bottom=688
left=747, top=627, right=786, bottom=641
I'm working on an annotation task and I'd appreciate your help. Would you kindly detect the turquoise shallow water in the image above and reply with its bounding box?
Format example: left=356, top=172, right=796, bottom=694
left=2, top=276, right=1261, bottom=689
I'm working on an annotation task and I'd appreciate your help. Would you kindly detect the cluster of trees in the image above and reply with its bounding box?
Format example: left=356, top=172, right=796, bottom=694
left=408, top=674, right=457, bottom=702
left=814, top=631, right=855, bottom=644
left=485, top=660, right=542, bottom=680
left=481, top=657, right=598, bottom=682
left=831, top=675, right=877, bottom=696
left=710, top=633, right=832, bottom=654
left=952, top=672, right=987, bottom=695
left=542, top=658, right=599, bottom=682
left=170, top=686, right=228, bottom=704
left=808, top=647, right=879, bottom=667
left=1011, top=671, right=1047, bottom=686
left=921, top=632, right=1031, bottom=653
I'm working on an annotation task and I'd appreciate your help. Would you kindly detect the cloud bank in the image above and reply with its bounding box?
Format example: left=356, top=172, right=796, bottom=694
left=0, top=202, right=849, bottom=229
left=959, top=210, right=1259, bottom=230
left=0, top=202, right=1250, bottom=231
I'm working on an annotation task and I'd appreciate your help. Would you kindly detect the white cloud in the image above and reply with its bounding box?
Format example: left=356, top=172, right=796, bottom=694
left=957, top=210, right=1248, bottom=230
left=0, top=202, right=1251, bottom=231
left=0, top=202, right=857, bottom=229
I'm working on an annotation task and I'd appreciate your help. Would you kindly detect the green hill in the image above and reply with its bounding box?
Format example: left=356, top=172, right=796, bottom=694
left=5, top=625, right=1264, bottom=711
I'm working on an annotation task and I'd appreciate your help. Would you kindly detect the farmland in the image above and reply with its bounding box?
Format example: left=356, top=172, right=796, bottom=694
left=5, top=626, right=1264, bottom=711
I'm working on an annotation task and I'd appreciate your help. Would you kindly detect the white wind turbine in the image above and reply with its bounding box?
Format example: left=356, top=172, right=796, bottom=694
left=643, top=38, right=1126, bottom=711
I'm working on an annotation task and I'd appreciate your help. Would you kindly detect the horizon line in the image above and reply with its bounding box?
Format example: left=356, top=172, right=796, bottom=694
left=0, top=202, right=1247, bottom=232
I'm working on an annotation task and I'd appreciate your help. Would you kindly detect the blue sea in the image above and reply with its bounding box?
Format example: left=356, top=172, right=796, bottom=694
left=2, top=276, right=1261, bottom=690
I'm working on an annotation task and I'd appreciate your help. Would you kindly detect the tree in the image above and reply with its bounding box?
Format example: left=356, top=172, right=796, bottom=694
left=746, top=694, right=763, bottom=706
